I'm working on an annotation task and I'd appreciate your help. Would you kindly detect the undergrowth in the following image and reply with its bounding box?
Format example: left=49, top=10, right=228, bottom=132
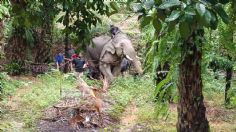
left=203, top=70, right=236, bottom=107
left=0, top=72, right=23, bottom=99
left=108, top=75, right=156, bottom=121
left=0, top=71, right=76, bottom=131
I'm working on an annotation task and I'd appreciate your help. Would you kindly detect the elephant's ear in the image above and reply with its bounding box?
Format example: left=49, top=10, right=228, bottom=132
left=100, top=41, right=115, bottom=59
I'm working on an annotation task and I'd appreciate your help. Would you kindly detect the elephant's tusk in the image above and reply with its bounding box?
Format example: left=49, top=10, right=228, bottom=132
left=136, top=55, right=140, bottom=59
left=125, top=55, right=133, bottom=61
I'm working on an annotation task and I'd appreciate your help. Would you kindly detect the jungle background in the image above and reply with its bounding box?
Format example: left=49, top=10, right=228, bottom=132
left=0, top=0, right=236, bottom=131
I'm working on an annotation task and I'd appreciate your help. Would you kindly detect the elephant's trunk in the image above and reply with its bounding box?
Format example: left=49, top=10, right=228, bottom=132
left=133, top=58, right=143, bottom=74
left=126, top=54, right=143, bottom=74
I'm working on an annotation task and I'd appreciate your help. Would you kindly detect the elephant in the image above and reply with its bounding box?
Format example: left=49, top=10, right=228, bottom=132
left=86, top=32, right=143, bottom=83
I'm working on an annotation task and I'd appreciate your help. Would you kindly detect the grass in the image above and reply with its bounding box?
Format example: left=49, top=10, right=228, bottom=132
left=108, top=75, right=162, bottom=124
left=0, top=71, right=77, bottom=131
left=0, top=72, right=24, bottom=99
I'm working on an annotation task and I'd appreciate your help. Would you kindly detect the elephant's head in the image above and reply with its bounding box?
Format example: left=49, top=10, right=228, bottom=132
left=100, top=33, right=143, bottom=74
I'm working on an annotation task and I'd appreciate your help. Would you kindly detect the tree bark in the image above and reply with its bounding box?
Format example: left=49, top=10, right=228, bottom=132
left=225, top=56, right=233, bottom=105
left=34, top=0, right=53, bottom=63
left=63, top=11, right=71, bottom=73
left=177, top=29, right=209, bottom=132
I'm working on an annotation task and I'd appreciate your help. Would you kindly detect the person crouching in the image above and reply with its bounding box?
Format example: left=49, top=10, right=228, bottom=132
left=72, top=53, right=87, bottom=78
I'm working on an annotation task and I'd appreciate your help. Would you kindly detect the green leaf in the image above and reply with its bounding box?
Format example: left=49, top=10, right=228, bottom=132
left=184, top=13, right=194, bottom=24
left=203, top=9, right=212, bottom=27
left=140, top=15, right=152, bottom=28
left=214, top=3, right=229, bottom=24
left=154, top=77, right=170, bottom=97
left=165, top=10, right=181, bottom=22
left=185, top=7, right=196, bottom=16
left=159, top=0, right=181, bottom=9
left=132, top=3, right=143, bottom=12
left=110, top=2, right=119, bottom=11
left=179, top=21, right=191, bottom=39
left=153, top=18, right=162, bottom=34
left=196, top=3, right=206, bottom=17
left=209, top=10, right=218, bottom=30
left=144, top=0, right=155, bottom=9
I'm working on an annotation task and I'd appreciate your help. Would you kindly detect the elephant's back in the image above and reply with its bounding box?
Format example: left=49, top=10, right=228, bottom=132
left=87, top=35, right=112, bottom=63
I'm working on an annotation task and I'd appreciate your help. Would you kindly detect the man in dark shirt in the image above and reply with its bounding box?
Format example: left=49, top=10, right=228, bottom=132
left=72, top=54, right=87, bottom=78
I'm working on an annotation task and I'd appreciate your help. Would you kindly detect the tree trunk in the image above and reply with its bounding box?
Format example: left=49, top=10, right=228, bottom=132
left=225, top=56, right=233, bottom=105
left=63, top=11, right=70, bottom=73
left=34, top=0, right=53, bottom=63
left=177, top=29, right=209, bottom=132
left=64, top=32, right=70, bottom=73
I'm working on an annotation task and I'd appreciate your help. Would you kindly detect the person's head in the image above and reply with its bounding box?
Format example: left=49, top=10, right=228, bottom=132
left=110, top=25, right=120, bottom=36
left=57, top=50, right=63, bottom=55
left=72, top=53, right=78, bottom=59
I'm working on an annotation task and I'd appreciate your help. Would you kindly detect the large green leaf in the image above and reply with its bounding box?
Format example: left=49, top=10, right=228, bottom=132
left=159, top=0, right=181, bottom=9
left=179, top=21, right=191, bottom=39
left=214, top=3, right=229, bottom=24
left=203, top=9, right=212, bottom=27
left=165, top=10, right=181, bottom=22
left=196, top=3, right=206, bottom=17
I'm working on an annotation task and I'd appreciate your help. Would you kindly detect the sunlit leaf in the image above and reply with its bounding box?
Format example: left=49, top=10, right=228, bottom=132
left=165, top=10, right=181, bottom=22
left=159, top=0, right=181, bottom=9
left=196, top=3, right=206, bottom=17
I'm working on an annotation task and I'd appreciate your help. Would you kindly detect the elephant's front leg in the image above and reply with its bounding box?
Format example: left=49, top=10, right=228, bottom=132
left=112, top=65, right=121, bottom=77
left=99, top=62, right=114, bottom=83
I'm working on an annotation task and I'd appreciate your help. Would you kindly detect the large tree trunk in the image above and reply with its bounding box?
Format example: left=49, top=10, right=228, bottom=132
left=225, top=56, right=233, bottom=105
left=34, top=0, right=53, bottom=63
left=177, top=29, right=209, bottom=132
